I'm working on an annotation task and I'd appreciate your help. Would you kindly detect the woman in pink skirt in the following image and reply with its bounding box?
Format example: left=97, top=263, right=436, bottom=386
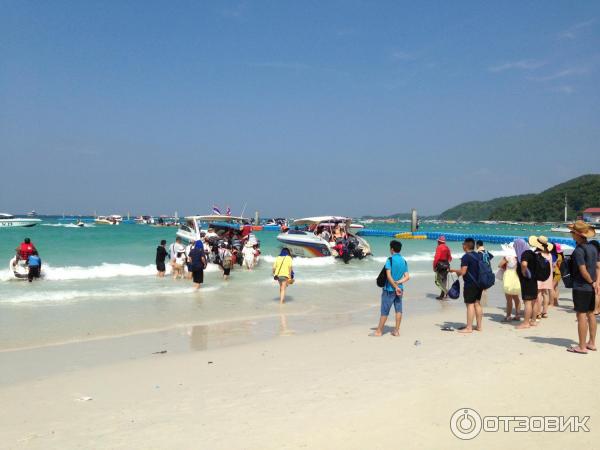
left=529, top=235, right=554, bottom=319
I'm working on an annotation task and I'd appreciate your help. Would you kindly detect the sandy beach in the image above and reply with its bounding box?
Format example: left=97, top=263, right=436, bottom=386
left=2, top=280, right=599, bottom=450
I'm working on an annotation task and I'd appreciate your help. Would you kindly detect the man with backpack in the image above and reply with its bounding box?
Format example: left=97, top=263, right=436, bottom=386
left=476, top=240, right=494, bottom=305
left=372, top=240, right=410, bottom=337
left=566, top=221, right=598, bottom=354
left=450, top=238, right=495, bottom=333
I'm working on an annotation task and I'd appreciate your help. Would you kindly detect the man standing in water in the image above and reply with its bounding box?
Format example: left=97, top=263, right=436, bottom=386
left=450, top=238, right=483, bottom=333
left=433, top=236, right=452, bottom=299
left=373, top=240, right=410, bottom=337
left=567, top=221, right=597, bottom=354
left=156, top=240, right=168, bottom=277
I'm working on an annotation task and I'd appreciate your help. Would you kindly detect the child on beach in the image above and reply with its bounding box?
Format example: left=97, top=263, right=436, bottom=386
left=497, top=244, right=521, bottom=321
left=372, top=240, right=410, bottom=337
left=173, top=251, right=186, bottom=279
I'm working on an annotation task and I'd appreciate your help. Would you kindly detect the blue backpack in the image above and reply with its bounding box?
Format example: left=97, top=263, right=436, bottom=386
left=467, top=253, right=495, bottom=290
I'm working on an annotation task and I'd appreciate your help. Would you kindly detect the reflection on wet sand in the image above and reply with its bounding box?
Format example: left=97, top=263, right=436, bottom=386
left=187, top=310, right=361, bottom=351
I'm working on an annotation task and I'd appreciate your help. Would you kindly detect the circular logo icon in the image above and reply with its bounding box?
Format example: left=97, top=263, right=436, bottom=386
left=450, top=408, right=482, bottom=440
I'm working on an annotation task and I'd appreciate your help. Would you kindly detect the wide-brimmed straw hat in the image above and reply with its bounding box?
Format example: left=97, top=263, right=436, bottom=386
left=528, top=235, right=553, bottom=252
left=567, top=220, right=596, bottom=239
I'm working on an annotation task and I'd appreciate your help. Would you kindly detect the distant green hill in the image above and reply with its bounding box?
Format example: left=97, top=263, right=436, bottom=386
left=439, top=174, right=600, bottom=222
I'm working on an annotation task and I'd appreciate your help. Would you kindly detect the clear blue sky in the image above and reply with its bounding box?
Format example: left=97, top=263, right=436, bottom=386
left=1, top=1, right=599, bottom=217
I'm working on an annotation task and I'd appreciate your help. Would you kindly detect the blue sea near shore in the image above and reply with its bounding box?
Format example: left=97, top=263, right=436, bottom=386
left=0, top=219, right=568, bottom=351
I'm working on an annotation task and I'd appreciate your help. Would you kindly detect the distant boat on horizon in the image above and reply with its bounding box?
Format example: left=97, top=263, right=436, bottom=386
left=26, top=210, right=37, bottom=217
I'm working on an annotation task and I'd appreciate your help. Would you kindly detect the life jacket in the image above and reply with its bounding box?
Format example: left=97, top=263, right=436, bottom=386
left=19, top=243, right=35, bottom=259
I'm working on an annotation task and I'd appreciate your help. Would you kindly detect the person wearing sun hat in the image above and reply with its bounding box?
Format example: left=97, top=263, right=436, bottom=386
left=566, top=221, right=598, bottom=354
left=433, top=235, right=452, bottom=299
left=528, top=235, right=554, bottom=319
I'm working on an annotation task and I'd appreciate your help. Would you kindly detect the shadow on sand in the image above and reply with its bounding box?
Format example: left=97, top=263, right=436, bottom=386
left=524, top=336, right=577, bottom=348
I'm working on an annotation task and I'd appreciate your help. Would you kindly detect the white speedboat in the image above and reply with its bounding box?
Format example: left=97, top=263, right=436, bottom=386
left=135, top=215, right=155, bottom=225
left=177, top=215, right=251, bottom=242
left=276, top=216, right=371, bottom=260
left=95, top=215, right=122, bottom=225
left=0, top=213, right=41, bottom=228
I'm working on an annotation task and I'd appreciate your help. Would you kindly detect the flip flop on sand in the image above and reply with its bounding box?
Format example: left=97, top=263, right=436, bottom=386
left=567, top=347, right=588, bottom=354
left=586, top=346, right=597, bottom=351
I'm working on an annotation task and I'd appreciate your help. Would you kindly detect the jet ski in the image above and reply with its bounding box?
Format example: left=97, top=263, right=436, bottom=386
left=9, top=257, right=44, bottom=280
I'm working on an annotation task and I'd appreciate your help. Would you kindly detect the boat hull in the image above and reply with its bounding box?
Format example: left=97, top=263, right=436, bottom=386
left=0, top=218, right=41, bottom=228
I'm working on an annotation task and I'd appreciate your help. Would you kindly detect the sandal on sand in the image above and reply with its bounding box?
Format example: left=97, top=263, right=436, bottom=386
left=586, top=346, right=597, bottom=351
left=512, top=316, right=521, bottom=321
left=541, top=313, right=548, bottom=319
left=567, top=347, right=588, bottom=354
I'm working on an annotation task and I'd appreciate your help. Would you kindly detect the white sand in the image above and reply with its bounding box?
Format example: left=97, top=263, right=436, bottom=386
left=1, top=294, right=599, bottom=449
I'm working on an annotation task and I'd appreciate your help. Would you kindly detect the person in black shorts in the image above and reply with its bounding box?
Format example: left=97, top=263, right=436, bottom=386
left=156, top=240, right=168, bottom=277
left=188, top=241, right=207, bottom=290
left=566, top=221, right=598, bottom=354
left=450, top=238, right=483, bottom=333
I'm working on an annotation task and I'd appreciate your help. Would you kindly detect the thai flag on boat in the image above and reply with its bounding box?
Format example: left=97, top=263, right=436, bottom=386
left=226, top=206, right=231, bottom=216
left=212, top=205, right=221, bottom=215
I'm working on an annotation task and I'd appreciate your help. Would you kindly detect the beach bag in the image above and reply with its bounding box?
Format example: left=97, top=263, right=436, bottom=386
left=222, top=253, right=233, bottom=269
left=533, top=253, right=551, bottom=282
left=376, top=257, right=392, bottom=288
left=467, top=253, right=495, bottom=290
left=448, top=278, right=460, bottom=299
left=435, top=260, right=450, bottom=273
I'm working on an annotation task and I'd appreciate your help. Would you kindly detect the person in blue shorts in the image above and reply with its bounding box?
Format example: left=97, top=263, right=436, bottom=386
left=373, top=240, right=410, bottom=337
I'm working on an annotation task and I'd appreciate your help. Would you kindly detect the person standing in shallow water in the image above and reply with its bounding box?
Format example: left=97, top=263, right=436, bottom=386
left=433, top=236, right=452, bottom=299
left=372, top=240, right=410, bottom=337
left=273, top=248, right=294, bottom=304
left=156, top=240, right=168, bottom=277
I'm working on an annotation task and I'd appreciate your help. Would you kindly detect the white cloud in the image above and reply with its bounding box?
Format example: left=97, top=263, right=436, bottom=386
left=488, top=59, right=546, bottom=72
left=248, top=62, right=311, bottom=70
left=528, top=67, right=588, bottom=81
left=551, top=85, right=575, bottom=94
left=558, top=19, right=596, bottom=40
left=390, top=51, right=415, bottom=61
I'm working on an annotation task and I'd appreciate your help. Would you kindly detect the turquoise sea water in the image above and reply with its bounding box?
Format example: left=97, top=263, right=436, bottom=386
left=0, top=219, right=567, bottom=350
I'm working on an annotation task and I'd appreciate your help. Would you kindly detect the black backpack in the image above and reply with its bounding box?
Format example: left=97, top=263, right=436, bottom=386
left=376, top=257, right=392, bottom=288
left=561, top=245, right=593, bottom=289
left=533, top=252, right=551, bottom=281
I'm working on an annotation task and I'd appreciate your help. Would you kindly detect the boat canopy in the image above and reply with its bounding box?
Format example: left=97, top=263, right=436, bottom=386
left=292, top=216, right=351, bottom=226
left=186, top=215, right=248, bottom=223
left=208, top=221, right=243, bottom=230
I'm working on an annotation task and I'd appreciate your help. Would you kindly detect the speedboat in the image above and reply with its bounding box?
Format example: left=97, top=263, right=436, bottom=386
left=0, top=213, right=42, bottom=228
left=151, top=216, right=180, bottom=227
left=75, top=220, right=86, bottom=227
left=276, top=216, right=372, bottom=260
left=177, top=215, right=252, bottom=242
left=135, top=215, right=155, bottom=225
left=95, top=215, right=122, bottom=225
left=265, top=218, right=288, bottom=227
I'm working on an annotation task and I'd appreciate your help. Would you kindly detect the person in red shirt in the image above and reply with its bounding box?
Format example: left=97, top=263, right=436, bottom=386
left=16, top=238, right=37, bottom=263
left=433, top=236, right=452, bottom=299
